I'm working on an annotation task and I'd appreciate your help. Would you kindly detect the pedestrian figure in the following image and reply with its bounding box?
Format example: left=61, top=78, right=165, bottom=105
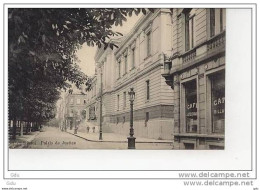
left=74, top=126, right=78, bottom=134
left=92, top=127, right=95, bottom=133
left=87, top=126, right=90, bottom=133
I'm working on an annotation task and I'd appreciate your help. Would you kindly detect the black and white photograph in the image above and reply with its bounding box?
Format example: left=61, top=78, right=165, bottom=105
left=8, top=8, right=226, bottom=150
left=1, top=2, right=258, bottom=190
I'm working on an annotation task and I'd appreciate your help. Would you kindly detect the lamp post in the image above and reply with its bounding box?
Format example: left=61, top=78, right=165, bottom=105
left=127, top=88, right=136, bottom=149
left=99, top=67, right=103, bottom=140
left=74, top=112, right=78, bottom=134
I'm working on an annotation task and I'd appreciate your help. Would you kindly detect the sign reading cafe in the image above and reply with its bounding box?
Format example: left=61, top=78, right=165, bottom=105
left=213, top=97, right=225, bottom=114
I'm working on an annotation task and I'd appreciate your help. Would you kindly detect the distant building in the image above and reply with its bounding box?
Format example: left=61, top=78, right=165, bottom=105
left=162, top=8, right=226, bottom=149
left=64, top=93, right=87, bottom=130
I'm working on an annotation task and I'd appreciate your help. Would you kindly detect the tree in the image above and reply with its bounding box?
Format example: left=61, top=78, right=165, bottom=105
left=8, top=8, right=155, bottom=139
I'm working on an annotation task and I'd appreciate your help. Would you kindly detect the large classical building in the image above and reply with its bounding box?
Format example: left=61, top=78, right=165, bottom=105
left=162, top=8, right=226, bottom=149
left=94, top=9, right=175, bottom=140
left=58, top=8, right=226, bottom=148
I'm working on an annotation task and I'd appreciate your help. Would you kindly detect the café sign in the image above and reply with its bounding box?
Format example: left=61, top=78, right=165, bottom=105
left=213, top=97, right=225, bottom=106
left=187, top=102, right=197, bottom=110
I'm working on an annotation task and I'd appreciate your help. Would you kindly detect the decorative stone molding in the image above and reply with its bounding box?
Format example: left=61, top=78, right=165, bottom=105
left=144, top=21, right=152, bottom=34
left=198, top=73, right=204, bottom=79
left=123, top=49, right=128, bottom=56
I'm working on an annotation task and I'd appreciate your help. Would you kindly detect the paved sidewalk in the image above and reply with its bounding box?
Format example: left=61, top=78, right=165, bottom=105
left=66, top=129, right=172, bottom=143
left=9, top=131, right=40, bottom=148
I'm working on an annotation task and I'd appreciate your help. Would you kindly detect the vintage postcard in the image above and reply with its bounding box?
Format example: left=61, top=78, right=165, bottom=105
left=2, top=3, right=257, bottom=190
left=8, top=8, right=226, bottom=150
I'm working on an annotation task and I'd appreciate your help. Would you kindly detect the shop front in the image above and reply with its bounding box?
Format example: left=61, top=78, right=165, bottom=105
left=171, top=60, right=225, bottom=150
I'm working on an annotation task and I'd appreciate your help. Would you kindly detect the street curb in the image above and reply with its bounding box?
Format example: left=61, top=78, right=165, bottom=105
left=65, top=131, right=173, bottom=144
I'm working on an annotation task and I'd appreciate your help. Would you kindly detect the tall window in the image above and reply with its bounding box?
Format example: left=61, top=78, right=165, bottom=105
left=89, top=106, right=96, bottom=120
left=118, top=60, right=121, bottom=78
left=185, top=9, right=195, bottom=51
left=123, top=92, right=126, bottom=109
left=210, top=8, right=225, bottom=37
left=124, top=54, right=128, bottom=74
left=70, top=98, right=74, bottom=104
left=117, top=94, right=120, bottom=111
left=211, top=72, right=225, bottom=134
left=132, top=48, right=135, bottom=68
left=145, top=112, right=149, bottom=127
left=146, top=31, right=151, bottom=56
left=76, top=98, right=80, bottom=104
left=70, top=109, right=73, bottom=117
left=210, top=9, right=215, bottom=37
left=220, top=9, right=223, bottom=32
left=185, top=80, right=197, bottom=133
left=146, top=80, right=150, bottom=100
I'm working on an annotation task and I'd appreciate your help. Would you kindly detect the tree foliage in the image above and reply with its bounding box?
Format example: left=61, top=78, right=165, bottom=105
left=8, top=8, right=154, bottom=133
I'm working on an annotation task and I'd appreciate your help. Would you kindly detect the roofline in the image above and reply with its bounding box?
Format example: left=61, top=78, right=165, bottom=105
left=114, top=9, right=173, bottom=57
left=114, top=10, right=156, bottom=55
left=94, top=38, right=122, bottom=62
left=67, top=94, right=87, bottom=96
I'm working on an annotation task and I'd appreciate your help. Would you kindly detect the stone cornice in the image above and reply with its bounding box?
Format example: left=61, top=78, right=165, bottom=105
left=94, top=38, right=121, bottom=62
left=170, top=47, right=225, bottom=76
left=174, top=133, right=224, bottom=139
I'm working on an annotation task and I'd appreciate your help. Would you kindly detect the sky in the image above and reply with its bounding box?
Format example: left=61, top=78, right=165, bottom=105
left=56, top=13, right=143, bottom=107
left=75, top=13, right=143, bottom=77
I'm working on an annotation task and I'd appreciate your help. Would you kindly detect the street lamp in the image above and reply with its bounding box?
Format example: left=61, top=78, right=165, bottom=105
left=74, top=112, right=78, bottom=134
left=127, top=88, right=136, bottom=149
left=99, top=66, right=103, bottom=140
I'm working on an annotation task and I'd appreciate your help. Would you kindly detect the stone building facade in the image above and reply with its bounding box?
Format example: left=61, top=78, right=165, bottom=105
left=162, top=8, right=226, bottom=149
left=64, top=93, right=87, bottom=130
left=94, top=9, right=175, bottom=140
left=68, top=8, right=226, bottom=146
